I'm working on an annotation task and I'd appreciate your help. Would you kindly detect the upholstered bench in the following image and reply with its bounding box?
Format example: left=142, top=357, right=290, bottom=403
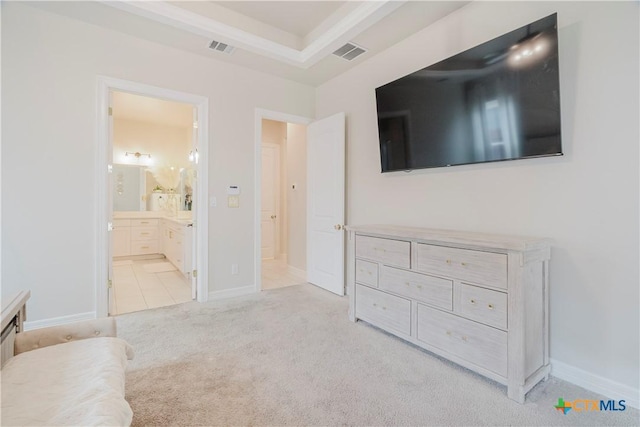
left=1, top=291, right=134, bottom=426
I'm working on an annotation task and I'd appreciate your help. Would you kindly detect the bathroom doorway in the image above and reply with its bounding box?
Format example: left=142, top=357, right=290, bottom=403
left=109, top=91, right=195, bottom=315
left=96, top=77, right=209, bottom=318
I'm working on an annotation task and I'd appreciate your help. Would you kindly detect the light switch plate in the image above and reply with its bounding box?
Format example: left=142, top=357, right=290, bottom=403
left=228, top=195, right=239, bottom=208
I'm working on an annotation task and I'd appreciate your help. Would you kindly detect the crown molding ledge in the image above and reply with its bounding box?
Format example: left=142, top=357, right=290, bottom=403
left=101, top=0, right=405, bottom=68
left=300, top=1, right=405, bottom=68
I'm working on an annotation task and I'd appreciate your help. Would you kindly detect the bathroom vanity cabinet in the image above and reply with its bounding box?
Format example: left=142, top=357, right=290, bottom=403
left=113, top=214, right=192, bottom=276
left=112, top=219, right=131, bottom=258
left=161, top=219, right=193, bottom=276
left=111, top=218, right=159, bottom=256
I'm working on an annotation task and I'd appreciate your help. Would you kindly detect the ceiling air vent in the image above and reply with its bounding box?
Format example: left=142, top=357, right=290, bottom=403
left=332, top=42, right=367, bottom=61
left=209, top=40, right=235, bottom=55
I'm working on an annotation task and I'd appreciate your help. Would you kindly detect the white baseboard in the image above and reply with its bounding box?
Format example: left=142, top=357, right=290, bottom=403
left=287, top=265, right=306, bottom=280
left=24, top=311, right=96, bottom=331
left=551, top=358, right=639, bottom=409
left=208, top=285, right=256, bottom=300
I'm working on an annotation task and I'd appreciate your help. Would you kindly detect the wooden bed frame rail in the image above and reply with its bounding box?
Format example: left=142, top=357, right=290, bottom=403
left=1, top=291, right=31, bottom=366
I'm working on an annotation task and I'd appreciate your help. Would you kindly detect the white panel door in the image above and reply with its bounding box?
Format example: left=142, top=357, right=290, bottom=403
left=261, top=143, right=280, bottom=260
left=307, top=112, right=345, bottom=295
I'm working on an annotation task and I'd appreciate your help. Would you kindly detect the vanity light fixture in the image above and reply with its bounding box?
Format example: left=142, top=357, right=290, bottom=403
left=125, top=151, right=151, bottom=160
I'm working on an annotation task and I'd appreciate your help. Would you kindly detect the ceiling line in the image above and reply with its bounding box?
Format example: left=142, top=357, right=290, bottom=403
left=100, top=0, right=405, bottom=68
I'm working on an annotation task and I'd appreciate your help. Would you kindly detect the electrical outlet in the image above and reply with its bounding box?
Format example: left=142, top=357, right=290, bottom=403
left=231, top=264, right=239, bottom=275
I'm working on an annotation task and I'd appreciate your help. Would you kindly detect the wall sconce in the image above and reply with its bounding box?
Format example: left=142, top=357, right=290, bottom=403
left=125, top=151, right=151, bottom=160
left=188, top=149, right=199, bottom=164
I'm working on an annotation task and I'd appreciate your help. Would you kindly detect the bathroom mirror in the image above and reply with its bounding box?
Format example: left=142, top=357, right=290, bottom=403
left=112, top=164, right=194, bottom=212
left=113, top=164, right=146, bottom=211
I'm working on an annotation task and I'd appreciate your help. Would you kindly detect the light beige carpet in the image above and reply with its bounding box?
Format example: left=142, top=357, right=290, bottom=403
left=116, top=284, right=639, bottom=426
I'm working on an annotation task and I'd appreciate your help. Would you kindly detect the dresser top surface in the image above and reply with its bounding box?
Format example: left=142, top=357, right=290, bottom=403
left=346, top=225, right=551, bottom=252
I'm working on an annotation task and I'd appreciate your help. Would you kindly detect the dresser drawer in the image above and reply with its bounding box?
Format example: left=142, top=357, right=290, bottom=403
left=131, top=227, right=158, bottom=241
left=131, top=241, right=158, bottom=255
left=355, top=284, right=411, bottom=336
left=355, top=259, right=379, bottom=287
left=417, top=304, right=507, bottom=377
left=131, top=219, right=158, bottom=227
left=355, top=235, right=410, bottom=268
left=457, top=284, right=507, bottom=330
left=416, top=244, right=507, bottom=289
left=380, top=266, right=452, bottom=311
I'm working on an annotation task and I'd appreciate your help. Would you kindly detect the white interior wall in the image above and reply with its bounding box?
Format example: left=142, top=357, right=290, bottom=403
left=113, top=118, right=191, bottom=170
left=316, top=1, right=639, bottom=392
left=1, top=3, right=315, bottom=320
left=286, top=123, right=307, bottom=272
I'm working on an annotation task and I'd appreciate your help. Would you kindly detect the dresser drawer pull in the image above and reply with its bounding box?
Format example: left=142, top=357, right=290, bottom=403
left=461, top=262, right=467, bottom=267
left=141, top=246, right=149, bottom=249
left=374, top=247, right=386, bottom=252
left=446, top=259, right=451, bottom=264
left=470, top=299, right=476, bottom=304
left=140, top=232, right=150, bottom=235
left=488, top=304, right=494, bottom=310
left=140, top=221, right=149, bottom=224
left=416, top=285, right=422, bottom=289
left=445, top=330, right=469, bottom=342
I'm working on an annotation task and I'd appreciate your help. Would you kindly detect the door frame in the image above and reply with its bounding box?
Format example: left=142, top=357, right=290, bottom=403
left=254, top=109, right=312, bottom=292
left=96, top=76, right=210, bottom=317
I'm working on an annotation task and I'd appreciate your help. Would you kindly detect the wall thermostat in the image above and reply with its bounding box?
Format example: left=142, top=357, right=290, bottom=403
left=227, top=185, right=240, bottom=195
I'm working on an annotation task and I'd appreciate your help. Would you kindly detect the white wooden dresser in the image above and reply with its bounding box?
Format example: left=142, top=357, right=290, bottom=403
left=346, top=225, right=551, bottom=403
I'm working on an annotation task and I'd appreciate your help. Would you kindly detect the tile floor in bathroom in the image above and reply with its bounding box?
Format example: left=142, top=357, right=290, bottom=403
left=112, top=258, right=307, bottom=315
left=111, top=258, right=192, bottom=315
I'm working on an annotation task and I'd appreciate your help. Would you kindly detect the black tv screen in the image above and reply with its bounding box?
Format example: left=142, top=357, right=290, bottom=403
left=376, top=13, right=562, bottom=172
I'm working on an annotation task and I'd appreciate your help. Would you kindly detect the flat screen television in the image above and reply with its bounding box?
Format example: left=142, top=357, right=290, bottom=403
left=375, top=13, right=562, bottom=172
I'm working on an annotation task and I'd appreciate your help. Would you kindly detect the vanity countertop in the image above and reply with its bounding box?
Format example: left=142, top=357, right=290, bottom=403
left=114, top=211, right=193, bottom=226
left=163, top=217, right=193, bottom=226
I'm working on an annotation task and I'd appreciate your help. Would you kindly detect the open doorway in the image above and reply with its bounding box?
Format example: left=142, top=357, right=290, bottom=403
left=260, top=119, right=308, bottom=290
left=254, top=110, right=346, bottom=296
left=109, top=91, right=196, bottom=315
left=96, top=76, right=209, bottom=318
